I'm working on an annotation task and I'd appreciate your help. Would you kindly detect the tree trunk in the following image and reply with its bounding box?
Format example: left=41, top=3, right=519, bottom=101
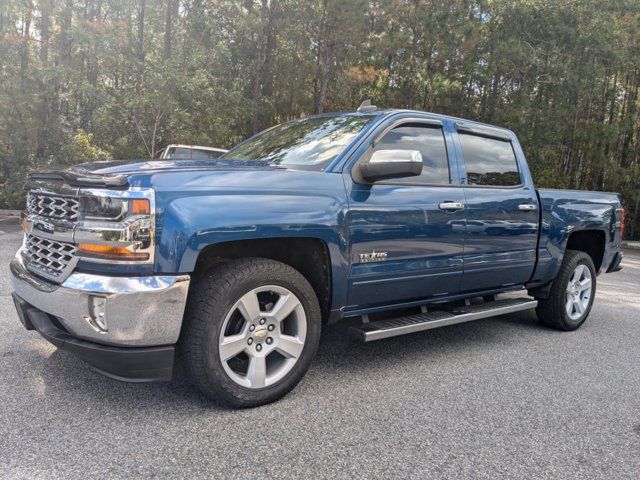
left=58, top=0, right=73, bottom=119
left=315, top=0, right=330, bottom=114
left=135, top=0, right=146, bottom=92
left=20, top=4, right=32, bottom=89
left=163, top=0, right=178, bottom=60
left=251, top=0, right=269, bottom=134
left=262, top=0, right=278, bottom=99
left=40, top=0, right=49, bottom=66
left=37, top=0, right=51, bottom=158
left=407, top=0, right=419, bottom=109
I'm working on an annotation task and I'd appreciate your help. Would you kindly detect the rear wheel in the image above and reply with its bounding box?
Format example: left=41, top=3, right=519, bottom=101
left=535, top=250, right=596, bottom=331
left=183, top=258, right=321, bottom=407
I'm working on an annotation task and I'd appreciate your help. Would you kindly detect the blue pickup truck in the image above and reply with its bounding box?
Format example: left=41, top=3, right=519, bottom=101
left=11, top=106, right=624, bottom=407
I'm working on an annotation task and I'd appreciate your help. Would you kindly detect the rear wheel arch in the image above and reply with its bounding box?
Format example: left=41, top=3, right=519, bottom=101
left=564, top=229, right=606, bottom=272
left=529, top=228, right=607, bottom=299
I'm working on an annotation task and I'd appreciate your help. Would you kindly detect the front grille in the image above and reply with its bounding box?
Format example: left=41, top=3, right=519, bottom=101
left=27, top=192, right=79, bottom=222
left=25, top=234, right=77, bottom=278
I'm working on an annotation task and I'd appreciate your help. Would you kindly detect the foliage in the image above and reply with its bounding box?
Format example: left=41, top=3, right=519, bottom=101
left=0, top=0, right=638, bottom=237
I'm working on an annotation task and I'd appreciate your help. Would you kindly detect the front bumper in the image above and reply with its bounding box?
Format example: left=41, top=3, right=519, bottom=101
left=10, top=251, right=190, bottom=346
left=12, top=293, right=174, bottom=382
left=10, top=251, right=190, bottom=381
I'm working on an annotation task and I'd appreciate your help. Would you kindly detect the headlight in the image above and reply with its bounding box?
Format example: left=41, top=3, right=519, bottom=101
left=75, top=189, right=155, bottom=263
left=81, top=196, right=149, bottom=221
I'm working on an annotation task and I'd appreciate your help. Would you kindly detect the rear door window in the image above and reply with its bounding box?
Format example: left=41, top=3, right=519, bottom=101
left=459, top=134, right=521, bottom=186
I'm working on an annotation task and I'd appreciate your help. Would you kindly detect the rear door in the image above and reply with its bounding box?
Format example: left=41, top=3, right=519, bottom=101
left=344, top=117, right=466, bottom=309
left=455, top=124, right=539, bottom=292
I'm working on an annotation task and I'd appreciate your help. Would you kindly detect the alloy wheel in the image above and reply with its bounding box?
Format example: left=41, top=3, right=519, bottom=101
left=565, top=264, right=592, bottom=321
left=218, top=285, right=307, bottom=389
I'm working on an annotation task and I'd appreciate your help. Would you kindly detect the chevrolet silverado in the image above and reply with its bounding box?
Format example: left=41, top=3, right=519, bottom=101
left=11, top=106, right=624, bottom=407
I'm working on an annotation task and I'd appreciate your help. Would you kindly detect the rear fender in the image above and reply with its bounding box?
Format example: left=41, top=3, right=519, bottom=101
left=529, top=198, right=616, bottom=286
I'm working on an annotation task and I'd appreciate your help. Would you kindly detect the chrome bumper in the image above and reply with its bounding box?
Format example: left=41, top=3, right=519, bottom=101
left=10, top=250, right=190, bottom=347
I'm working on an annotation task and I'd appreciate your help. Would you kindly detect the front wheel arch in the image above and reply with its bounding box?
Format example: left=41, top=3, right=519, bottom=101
left=188, top=237, right=333, bottom=323
left=181, top=257, right=322, bottom=407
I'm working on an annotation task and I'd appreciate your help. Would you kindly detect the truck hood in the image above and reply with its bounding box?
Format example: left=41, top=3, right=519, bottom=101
left=28, top=159, right=285, bottom=188
left=70, top=158, right=280, bottom=175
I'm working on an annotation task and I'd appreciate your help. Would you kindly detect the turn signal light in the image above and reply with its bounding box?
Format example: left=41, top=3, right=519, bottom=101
left=78, top=243, right=149, bottom=261
left=130, top=199, right=150, bottom=215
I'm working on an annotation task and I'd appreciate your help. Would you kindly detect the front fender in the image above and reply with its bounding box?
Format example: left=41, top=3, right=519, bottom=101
left=151, top=173, right=350, bottom=309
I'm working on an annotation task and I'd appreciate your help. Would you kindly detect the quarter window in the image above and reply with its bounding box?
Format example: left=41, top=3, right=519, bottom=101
left=373, top=124, right=450, bottom=184
left=459, top=133, right=521, bottom=186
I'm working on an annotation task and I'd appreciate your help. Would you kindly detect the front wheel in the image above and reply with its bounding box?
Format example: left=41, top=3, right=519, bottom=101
left=182, top=258, right=321, bottom=407
left=535, top=250, right=596, bottom=331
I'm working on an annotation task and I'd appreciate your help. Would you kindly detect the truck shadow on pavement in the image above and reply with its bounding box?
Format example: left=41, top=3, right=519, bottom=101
left=35, top=309, right=542, bottom=411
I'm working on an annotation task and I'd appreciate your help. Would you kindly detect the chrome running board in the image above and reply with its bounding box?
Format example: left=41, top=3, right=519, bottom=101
left=349, top=298, right=537, bottom=342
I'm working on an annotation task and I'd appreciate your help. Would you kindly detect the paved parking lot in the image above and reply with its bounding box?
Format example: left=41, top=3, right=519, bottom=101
left=1, top=218, right=639, bottom=479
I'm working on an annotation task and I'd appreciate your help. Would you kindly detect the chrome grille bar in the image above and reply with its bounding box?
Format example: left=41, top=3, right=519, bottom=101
left=27, top=192, right=79, bottom=222
left=25, top=234, right=77, bottom=278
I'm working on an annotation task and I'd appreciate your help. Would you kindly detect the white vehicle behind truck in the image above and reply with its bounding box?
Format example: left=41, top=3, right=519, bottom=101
left=158, top=144, right=228, bottom=160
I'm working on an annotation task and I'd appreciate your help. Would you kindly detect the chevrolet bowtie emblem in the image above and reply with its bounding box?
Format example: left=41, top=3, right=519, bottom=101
left=254, top=326, right=268, bottom=338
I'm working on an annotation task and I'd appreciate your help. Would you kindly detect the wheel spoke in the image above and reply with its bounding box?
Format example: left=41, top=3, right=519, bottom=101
left=569, top=270, right=577, bottom=283
left=574, top=264, right=585, bottom=281
left=246, top=355, right=267, bottom=388
left=573, top=299, right=584, bottom=315
left=219, top=333, right=247, bottom=361
left=565, top=295, right=573, bottom=314
left=237, top=290, right=261, bottom=321
left=275, top=334, right=304, bottom=359
left=270, top=293, right=299, bottom=322
left=579, top=277, right=591, bottom=293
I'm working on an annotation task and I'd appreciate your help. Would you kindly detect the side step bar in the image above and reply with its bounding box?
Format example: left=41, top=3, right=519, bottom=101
left=349, top=298, right=538, bottom=342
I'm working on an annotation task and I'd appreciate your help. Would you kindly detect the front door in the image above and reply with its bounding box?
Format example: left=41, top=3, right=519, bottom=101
left=344, top=118, right=466, bottom=309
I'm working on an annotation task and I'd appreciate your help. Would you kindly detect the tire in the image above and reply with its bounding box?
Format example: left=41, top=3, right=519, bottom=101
left=182, top=257, right=321, bottom=408
left=535, top=249, right=596, bottom=331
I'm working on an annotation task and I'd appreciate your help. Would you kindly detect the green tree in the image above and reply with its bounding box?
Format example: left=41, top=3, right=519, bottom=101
left=0, top=0, right=638, bottom=236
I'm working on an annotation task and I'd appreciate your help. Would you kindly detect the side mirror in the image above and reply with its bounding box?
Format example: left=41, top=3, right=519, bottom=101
left=358, top=149, right=423, bottom=182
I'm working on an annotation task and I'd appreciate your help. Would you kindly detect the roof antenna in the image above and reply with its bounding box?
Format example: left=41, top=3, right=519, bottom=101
left=357, top=99, right=377, bottom=112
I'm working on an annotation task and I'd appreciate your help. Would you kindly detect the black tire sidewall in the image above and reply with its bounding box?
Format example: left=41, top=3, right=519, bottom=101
left=186, top=258, right=321, bottom=407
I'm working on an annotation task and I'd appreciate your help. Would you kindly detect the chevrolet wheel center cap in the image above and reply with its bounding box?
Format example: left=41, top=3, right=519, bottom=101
left=254, top=326, right=268, bottom=339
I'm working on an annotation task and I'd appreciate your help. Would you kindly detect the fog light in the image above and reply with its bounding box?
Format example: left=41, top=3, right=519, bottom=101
left=82, top=296, right=108, bottom=333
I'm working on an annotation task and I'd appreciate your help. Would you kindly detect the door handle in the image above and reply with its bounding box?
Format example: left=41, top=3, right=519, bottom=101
left=438, top=201, right=464, bottom=211
left=518, top=204, right=537, bottom=212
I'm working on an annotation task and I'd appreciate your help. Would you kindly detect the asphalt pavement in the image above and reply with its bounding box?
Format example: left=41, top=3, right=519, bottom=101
left=1, top=218, right=639, bottom=479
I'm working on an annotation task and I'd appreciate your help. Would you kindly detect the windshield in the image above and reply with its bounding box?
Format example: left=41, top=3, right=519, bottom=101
left=222, top=114, right=376, bottom=169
